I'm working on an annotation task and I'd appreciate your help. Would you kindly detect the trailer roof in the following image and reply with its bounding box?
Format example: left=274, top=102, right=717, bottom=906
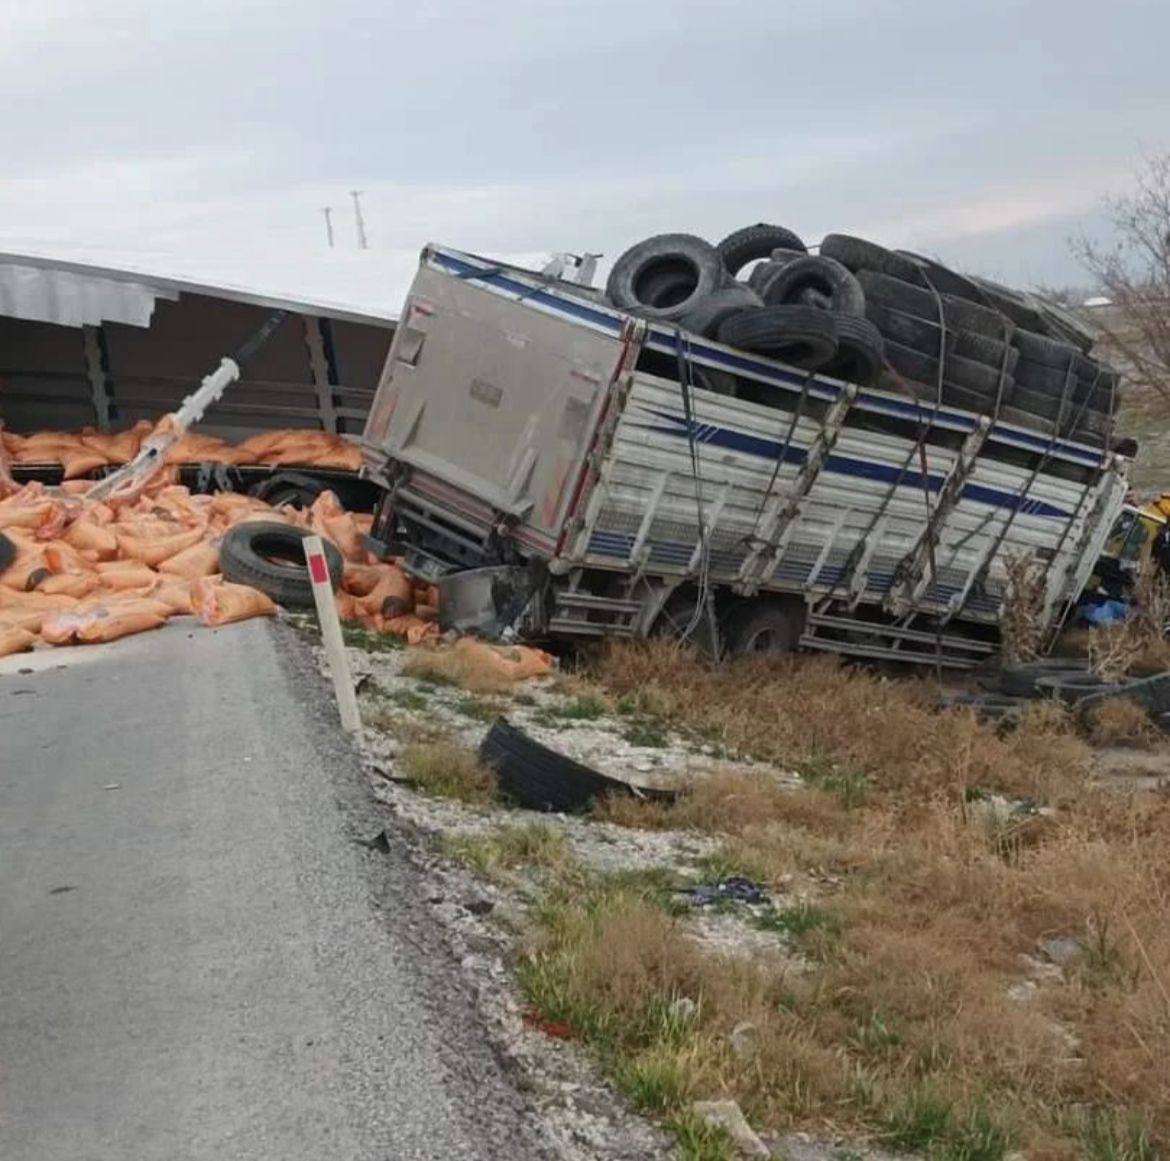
left=0, top=242, right=548, bottom=330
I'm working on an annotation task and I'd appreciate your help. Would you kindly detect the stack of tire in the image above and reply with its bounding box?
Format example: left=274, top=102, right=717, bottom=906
left=604, top=225, right=886, bottom=389
left=603, top=225, right=1118, bottom=449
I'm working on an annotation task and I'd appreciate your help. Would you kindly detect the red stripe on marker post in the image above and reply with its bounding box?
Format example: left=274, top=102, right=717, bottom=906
left=302, top=534, right=362, bottom=736
left=307, top=551, right=330, bottom=586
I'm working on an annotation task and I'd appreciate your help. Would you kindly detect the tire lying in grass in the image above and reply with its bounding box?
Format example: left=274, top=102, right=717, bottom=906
left=219, top=520, right=344, bottom=609
left=716, top=223, right=807, bottom=278
left=939, top=691, right=1030, bottom=722
left=606, top=234, right=728, bottom=321
left=479, top=719, right=674, bottom=812
left=997, top=659, right=1091, bottom=698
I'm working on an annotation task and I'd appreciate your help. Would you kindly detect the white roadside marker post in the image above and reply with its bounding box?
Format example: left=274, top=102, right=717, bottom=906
left=303, top=535, right=363, bottom=736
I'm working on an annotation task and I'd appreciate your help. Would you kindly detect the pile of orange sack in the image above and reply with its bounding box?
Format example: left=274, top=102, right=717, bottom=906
left=1, top=423, right=362, bottom=479
left=0, top=475, right=440, bottom=658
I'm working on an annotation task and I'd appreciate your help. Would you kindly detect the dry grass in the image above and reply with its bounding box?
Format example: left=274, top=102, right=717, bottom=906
left=1086, top=698, right=1160, bottom=749
left=446, top=822, right=573, bottom=877
left=522, top=642, right=1170, bottom=1156
left=398, top=741, right=498, bottom=804
left=1001, top=551, right=1049, bottom=664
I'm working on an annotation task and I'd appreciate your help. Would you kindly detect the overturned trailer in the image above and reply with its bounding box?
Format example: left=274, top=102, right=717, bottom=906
left=360, top=245, right=1129, bottom=668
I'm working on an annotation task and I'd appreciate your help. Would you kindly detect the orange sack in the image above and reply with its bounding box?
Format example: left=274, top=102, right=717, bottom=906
left=0, top=622, right=36, bottom=657
left=95, top=561, right=159, bottom=591
left=38, top=572, right=100, bottom=599
left=342, top=563, right=384, bottom=596
left=0, top=590, right=80, bottom=633
left=158, top=539, right=220, bottom=579
left=42, top=602, right=168, bottom=645
left=63, top=519, right=118, bottom=559
left=452, top=637, right=555, bottom=681
left=152, top=581, right=196, bottom=615
left=355, top=564, right=414, bottom=618
left=115, top=525, right=207, bottom=567
left=191, top=578, right=277, bottom=626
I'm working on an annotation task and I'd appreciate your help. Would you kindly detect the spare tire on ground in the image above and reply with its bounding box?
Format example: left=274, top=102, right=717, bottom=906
left=716, top=223, right=807, bottom=278
left=605, top=234, right=728, bottom=321
left=220, top=520, right=344, bottom=609
left=717, top=305, right=838, bottom=369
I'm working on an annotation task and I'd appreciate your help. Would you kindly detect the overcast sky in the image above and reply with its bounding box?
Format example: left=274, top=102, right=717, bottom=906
left=1, top=0, right=1167, bottom=291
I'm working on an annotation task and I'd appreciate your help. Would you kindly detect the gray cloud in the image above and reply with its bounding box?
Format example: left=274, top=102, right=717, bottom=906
left=0, top=0, right=1166, bottom=289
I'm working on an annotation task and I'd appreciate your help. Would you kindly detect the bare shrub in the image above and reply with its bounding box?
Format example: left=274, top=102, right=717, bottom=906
left=1000, top=551, right=1048, bottom=664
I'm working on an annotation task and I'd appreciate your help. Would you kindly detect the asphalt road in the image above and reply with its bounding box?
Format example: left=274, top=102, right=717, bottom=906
left=0, top=621, right=547, bottom=1161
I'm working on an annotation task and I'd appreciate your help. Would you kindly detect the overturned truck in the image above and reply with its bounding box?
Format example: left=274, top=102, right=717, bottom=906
left=359, top=231, right=1128, bottom=668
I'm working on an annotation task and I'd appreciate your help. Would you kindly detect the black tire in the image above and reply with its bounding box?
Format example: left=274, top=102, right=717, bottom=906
left=0, top=531, right=15, bottom=577
left=998, top=659, right=1089, bottom=698
left=1035, top=672, right=1128, bottom=705
left=717, top=223, right=807, bottom=278
left=478, top=720, right=648, bottom=813
left=679, top=283, right=765, bottom=339
left=998, top=405, right=1055, bottom=437
left=250, top=470, right=328, bottom=510
left=820, top=234, right=925, bottom=284
left=606, top=234, right=727, bottom=321
left=940, top=691, right=1029, bottom=722
left=1011, top=328, right=1085, bottom=369
left=882, top=340, right=1012, bottom=401
left=651, top=595, right=723, bottom=660
left=756, top=254, right=866, bottom=316
left=939, top=383, right=1001, bottom=414
left=717, top=305, right=838, bottom=369
left=968, top=277, right=1049, bottom=333
left=1007, top=385, right=1082, bottom=423
left=1034, top=298, right=1096, bottom=353
left=747, top=249, right=806, bottom=294
left=1069, top=410, right=1111, bottom=447
left=821, top=314, right=885, bottom=385
left=1013, top=355, right=1113, bottom=402
left=856, top=271, right=1009, bottom=339
left=219, top=520, right=344, bottom=609
left=895, top=250, right=985, bottom=301
left=722, top=599, right=805, bottom=657
left=864, top=302, right=1018, bottom=371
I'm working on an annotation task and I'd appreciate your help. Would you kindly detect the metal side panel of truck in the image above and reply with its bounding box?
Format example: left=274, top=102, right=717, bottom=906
left=360, top=244, right=1128, bottom=667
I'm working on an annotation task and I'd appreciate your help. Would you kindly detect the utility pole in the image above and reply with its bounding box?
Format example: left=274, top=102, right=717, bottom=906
left=322, top=206, right=335, bottom=248
left=350, top=190, right=369, bottom=250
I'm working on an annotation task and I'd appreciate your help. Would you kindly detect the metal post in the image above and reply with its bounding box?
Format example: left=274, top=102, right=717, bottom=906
left=350, top=190, right=368, bottom=250
left=303, top=535, right=363, bottom=736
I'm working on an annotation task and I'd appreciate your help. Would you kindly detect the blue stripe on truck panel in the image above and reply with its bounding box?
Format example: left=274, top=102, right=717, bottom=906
left=632, top=410, right=1073, bottom=519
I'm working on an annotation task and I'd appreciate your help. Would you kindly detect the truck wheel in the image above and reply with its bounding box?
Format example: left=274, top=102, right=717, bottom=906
left=717, top=305, right=838, bottom=369
left=716, top=223, right=807, bottom=278
left=723, top=600, right=806, bottom=657
left=606, top=234, right=728, bottom=321
left=651, top=595, right=723, bottom=659
left=220, top=521, right=343, bottom=609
